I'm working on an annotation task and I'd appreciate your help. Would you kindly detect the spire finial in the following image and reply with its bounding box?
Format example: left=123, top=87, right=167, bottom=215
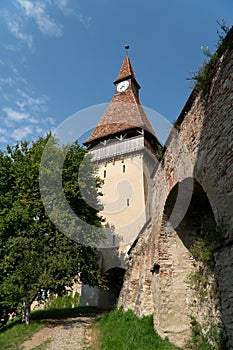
left=125, top=44, right=130, bottom=57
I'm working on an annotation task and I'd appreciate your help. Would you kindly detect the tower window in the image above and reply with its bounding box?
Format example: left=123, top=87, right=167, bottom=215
left=123, top=164, right=126, bottom=173
left=104, top=170, right=106, bottom=178
left=127, top=198, right=130, bottom=206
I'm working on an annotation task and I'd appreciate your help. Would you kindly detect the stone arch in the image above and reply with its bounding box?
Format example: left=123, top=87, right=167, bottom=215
left=164, top=177, right=216, bottom=248
left=153, top=177, right=217, bottom=345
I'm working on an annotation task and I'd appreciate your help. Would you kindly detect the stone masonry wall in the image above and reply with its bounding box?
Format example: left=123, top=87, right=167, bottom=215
left=118, top=44, right=233, bottom=348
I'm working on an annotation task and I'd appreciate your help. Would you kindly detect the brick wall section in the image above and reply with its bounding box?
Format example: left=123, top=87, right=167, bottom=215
left=119, top=221, right=155, bottom=317
left=118, top=48, right=233, bottom=348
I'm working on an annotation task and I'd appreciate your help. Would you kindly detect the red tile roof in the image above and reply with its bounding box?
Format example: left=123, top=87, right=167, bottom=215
left=114, top=56, right=137, bottom=83
left=83, top=56, right=157, bottom=145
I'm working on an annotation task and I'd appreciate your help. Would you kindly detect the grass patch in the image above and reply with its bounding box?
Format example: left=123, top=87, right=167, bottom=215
left=95, top=308, right=179, bottom=350
left=0, top=307, right=179, bottom=350
left=0, top=316, right=46, bottom=350
left=0, top=306, right=101, bottom=350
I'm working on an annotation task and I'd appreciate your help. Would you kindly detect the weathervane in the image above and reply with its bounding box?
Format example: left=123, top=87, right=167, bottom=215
left=125, top=44, right=130, bottom=56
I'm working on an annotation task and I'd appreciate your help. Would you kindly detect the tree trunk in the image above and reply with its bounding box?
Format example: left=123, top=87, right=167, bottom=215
left=22, top=300, right=30, bottom=325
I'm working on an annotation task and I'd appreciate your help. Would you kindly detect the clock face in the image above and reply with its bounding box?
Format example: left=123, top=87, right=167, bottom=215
left=117, top=80, right=129, bottom=92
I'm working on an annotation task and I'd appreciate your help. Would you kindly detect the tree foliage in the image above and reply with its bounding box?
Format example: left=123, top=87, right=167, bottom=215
left=0, top=136, right=105, bottom=324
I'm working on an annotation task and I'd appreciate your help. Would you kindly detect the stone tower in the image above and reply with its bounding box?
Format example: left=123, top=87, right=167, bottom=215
left=82, top=49, right=161, bottom=307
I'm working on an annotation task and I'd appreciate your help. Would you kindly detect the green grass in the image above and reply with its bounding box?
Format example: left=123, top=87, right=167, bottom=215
left=0, top=306, right=101, bottom=350
left=0, top=316, right=46, bottom=350
left=0, top=306, right=180, bottom=350
left=96, top=308, right=179, bottom=350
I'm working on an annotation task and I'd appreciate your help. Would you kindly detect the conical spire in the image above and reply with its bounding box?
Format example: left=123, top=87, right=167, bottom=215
left=114, top=55, right=138, bottom=83
left=83, top=51, right=158, bottom=145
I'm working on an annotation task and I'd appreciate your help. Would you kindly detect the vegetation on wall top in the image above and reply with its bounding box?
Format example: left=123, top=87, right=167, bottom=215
left=174, top=22, right=233, bottom=129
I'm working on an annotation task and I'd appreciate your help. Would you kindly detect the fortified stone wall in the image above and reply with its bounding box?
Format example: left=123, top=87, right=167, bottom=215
left=118, top=38, right=233, bottom=348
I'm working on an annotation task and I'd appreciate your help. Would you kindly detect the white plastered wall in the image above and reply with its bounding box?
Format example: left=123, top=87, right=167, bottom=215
left=98, top=153, right=147, bottom=252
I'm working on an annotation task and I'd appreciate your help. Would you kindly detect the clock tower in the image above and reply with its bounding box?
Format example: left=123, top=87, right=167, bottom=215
left=114, top=46, right=141, bottom=97
left=82, top=47, right=161, bottom=307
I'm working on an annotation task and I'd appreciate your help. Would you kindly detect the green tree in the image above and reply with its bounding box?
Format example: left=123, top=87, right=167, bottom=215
left=0, top=136, right=105, bottom=325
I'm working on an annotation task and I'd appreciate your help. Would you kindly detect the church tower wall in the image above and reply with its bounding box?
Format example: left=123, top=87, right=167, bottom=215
left=82, top=49, right=161, bottom=308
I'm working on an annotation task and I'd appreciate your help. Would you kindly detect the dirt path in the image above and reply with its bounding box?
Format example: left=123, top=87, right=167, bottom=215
left=22, top=315, right=96, bottom=350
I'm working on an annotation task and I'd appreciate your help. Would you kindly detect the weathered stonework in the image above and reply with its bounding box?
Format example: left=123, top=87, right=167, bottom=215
left=118, top=43, right=233, bottom=348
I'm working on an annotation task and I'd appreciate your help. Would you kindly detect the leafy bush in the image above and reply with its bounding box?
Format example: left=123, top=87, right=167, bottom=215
left=189, top=24, right=232, bottom=96
left=45, top=291, right=80, bottom=310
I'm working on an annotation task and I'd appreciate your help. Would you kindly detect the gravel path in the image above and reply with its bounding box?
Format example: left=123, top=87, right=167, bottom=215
left=46, top=316, right=93, bottom=350
left=22, top=315, right=96, bottom=350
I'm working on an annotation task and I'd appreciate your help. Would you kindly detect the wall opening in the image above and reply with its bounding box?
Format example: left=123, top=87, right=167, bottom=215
left=163, top=178, right=216, bottom=249
left=99, top=267, right=125, bottom=309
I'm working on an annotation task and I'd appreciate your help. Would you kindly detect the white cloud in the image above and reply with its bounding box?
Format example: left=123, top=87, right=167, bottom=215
left=15, top=101, right=26, bottom=109
left=11, top=126, right=34, bottom=140
left=3, top=107, right=29, bottom=121
left=0, top=60, right=51, bottom=142
left=0, top=66, right=29, bottom=98
left=0, top=28, right=57, bottom=147
left=4, top=0, right=91, bottom=50
left=54, top=0, right=69, bottom=10
left=53, top=0, right=75, bottom=17
left=0, top=77, right=14, bottom=87
left=0, top=129, right=8, bottom=143
left=34, top=127, right=43, bottom=134
left=42, top=116, right=56, bottom=125
left=2, top=94, right=11, bottom=102
left=0, top=63, right=47, bottom=126
left=6, top=16, right=34, bottom=50
left=0, top=128, right=7, bottom=135
left=44, top=0, right=71, bottom=8
left=5, top=44, right=20, bottom=52
left=28, top=117, right=39, bottom=124
left=16, top=0, right=63, bottom=37
left=11, top=66, right=28, bottom=86
left=16, top=88, right=48, bottom=113
left=76, top=13, right=91, bottom=28
left=0, top=136, right=8, bottom=143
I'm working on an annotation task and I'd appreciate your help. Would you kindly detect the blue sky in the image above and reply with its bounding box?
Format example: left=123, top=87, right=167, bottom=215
left=0, top=0, right=232, bottom=149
